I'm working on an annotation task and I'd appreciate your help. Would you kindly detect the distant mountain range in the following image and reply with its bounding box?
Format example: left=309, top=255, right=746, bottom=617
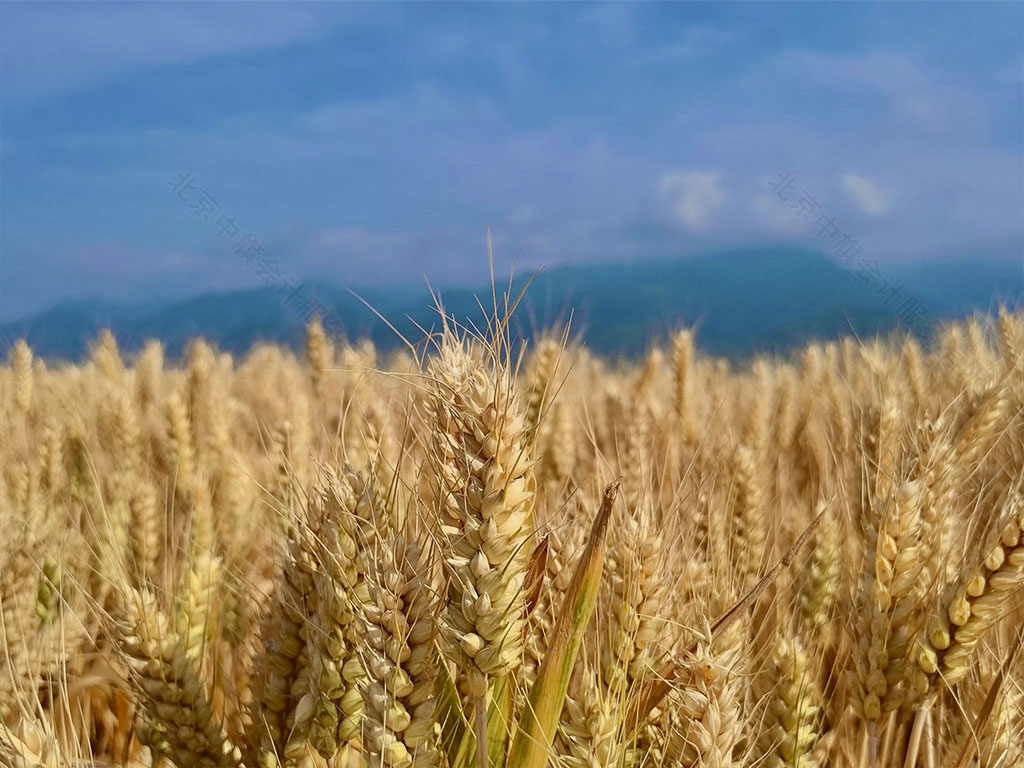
left=3, top=248, right=1021, bottom=361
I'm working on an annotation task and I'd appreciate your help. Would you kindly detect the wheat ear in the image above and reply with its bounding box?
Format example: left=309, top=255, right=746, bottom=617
left=118, top=589, right=240, bottom=768
left=915, top=489, right=1024, bottom=695
left=429, top=337, right=536, bottom=699
left=759, top=637, right=823, bottom=768
left=11, top=339, right=33, bottom=414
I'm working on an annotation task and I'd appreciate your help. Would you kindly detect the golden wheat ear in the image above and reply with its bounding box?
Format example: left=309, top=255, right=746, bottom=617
left=947, top=632, right=1024, bottom=768
left=115, top=588, right=242, bottom=768
left=624, top=507, right=824, bottom=738
left=506, top=479, right=619, bottom=768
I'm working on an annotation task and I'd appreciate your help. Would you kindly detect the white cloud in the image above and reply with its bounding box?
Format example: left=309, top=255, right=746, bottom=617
left=842, top=173, right=888, bottom=216
left=751, top=193, right=807, bottom=235
left=659, top=172, right=724, bottom=231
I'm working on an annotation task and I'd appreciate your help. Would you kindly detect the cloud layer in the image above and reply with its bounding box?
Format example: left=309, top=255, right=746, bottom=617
left=842, top=174, right=888, bottom=217
left=1, top=3, right=1021, bottom=319
left=660, top=173, right=725, bottom=231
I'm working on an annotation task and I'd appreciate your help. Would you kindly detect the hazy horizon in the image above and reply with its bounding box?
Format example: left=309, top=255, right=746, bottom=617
left=2, top=245, right=1023, bottom=326
left=2, top=2, right=1022, bottom=321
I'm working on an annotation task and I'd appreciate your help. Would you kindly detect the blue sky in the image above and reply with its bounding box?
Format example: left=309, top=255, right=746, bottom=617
left=1, top=2, right=1022, bottom=320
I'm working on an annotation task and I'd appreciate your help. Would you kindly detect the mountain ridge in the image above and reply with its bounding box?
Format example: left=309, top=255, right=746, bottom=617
left=3, top=248, right=1020, bottom=361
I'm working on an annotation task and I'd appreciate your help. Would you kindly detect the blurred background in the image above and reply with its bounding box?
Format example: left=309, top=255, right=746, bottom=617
left=1, top=2, right=1022, bottom=358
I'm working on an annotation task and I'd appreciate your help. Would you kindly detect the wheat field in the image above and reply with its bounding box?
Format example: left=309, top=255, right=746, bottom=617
left=2, top=300, right=1023, bottom=768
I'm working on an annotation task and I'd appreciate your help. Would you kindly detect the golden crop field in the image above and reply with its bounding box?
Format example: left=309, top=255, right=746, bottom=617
left=2, top=302, right=1023, bottom=768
